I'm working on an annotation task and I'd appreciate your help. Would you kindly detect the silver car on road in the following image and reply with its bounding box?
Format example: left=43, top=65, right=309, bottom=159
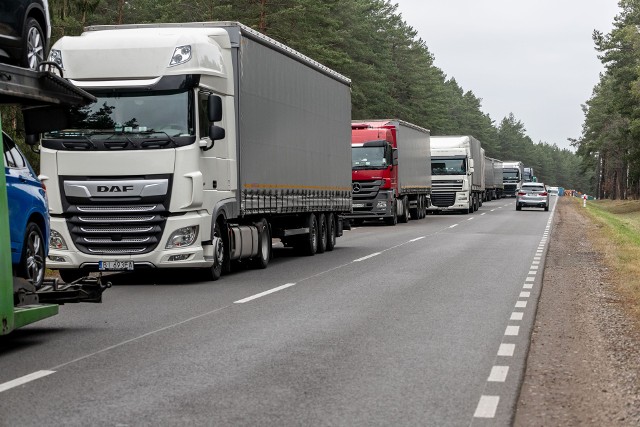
left=516, top=182, right=549, bottom=211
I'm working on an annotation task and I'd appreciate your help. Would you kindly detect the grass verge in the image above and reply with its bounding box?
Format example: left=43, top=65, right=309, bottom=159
left=582, top=198, right=640, bottom=320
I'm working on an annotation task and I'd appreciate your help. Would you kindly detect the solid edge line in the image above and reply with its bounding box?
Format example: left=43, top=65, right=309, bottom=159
left=0, top=370, right=56, bottom=393
left=234, top=283, right=297, bottom=304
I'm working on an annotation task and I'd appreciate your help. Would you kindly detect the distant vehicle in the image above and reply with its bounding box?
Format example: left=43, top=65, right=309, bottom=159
left=349, top=120, right=431, bottom=225
left=0, top=0, right=51, bottom=70
left=502, top=161, right=524, bottom=197
left=428, top=135, right=484, bottom=214
left=523, top=167, right=536, bottom=182
left=3, top=131, right=49, bottom=287
left=548, top=186, right=559, bottom=195
left=516, top=182, right=549, bottom=211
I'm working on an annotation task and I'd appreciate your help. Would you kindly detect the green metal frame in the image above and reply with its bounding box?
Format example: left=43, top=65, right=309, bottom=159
left=1, top=116, right=58, bottom=336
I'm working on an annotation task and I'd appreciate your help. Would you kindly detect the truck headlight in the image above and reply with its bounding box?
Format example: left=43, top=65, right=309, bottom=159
left=50, top=229, right=67, bottom=250
left=49, top=49, right=63, bottom=69
left=169, top=45, right=192, bottom=67
left=166, top=226, right=199, bottom=249
left=376, top=201, right=387, bottom=209
left=457, top=194, right=468, bottom=200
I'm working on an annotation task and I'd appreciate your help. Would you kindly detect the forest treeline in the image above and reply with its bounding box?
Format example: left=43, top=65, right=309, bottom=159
left=5, top=0, right=593, bottom=191
left=578, top=0, right=640, bottom=199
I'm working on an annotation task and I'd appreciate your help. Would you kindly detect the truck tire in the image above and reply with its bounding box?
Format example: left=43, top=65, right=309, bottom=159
left=317, top=213, right=328, bottom=254
left=384, top=200, right=398, bottom=225
left=58, top=268, right=85, bottom=284
left=399, top=197, right=409, bottom=223
left=409, top=196, right=419, bottom=220
left=326, top=213, right=336, bottom=251
left=297, top=213, right=318, bottom=256
left=18, top=222, right=46, bottom=288
left=251, top=218, right=271, bottom=269
left=468, top=198, right=474, bottom=214
left=203, top=221, right=226, bottom=280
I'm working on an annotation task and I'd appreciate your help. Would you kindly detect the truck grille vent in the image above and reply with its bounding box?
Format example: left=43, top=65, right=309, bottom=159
left=352, top=180, right=382, bottom=201
left=87, top=247, right=147, bottom=254
left=432, top=181, right=463, bottom=192
left=77, top=205, right=157, bottom=212
left=431, top=192, right=456, bottom=207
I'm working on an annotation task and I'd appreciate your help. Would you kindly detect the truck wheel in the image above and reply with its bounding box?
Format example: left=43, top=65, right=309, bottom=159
left=326, top=213, right=336, bottom=251
left=298, top=213, right=318, bottom=256
left=384, top=200, right=398, bottom=225
left=317, top=213, right=327, bottom=254
left=468, top=198, right=474, bottom=213
left=204, top=221, right=225, bottom=280
left=399, top=197, right=409, bottom=223
left=58, top=269, right=86, bottom=284
left=409, top=197, right=419, bottom=220
left=18, top=222, right=46, bottom=288
left=252, top=218, right=271, bottom=269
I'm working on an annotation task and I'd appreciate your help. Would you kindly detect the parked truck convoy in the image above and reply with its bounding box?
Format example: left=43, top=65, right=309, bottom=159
left=483, top=156, right=504, bottom=201
left=428, top=135, right=484, bottom=214
left=349, top=120, right=431, bottom=225
left=38, top=22, right=352, bottom=283
left=502, top=161, right=524, bottom=197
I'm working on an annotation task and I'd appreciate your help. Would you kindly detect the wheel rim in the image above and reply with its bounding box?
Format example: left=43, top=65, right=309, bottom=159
left=25, top=230, right=44, bottom=284
left=319, top=218, right=327, bottom=247
left=27, top=26, right=44, bottom=70
left=310, top=217, right=317, bottom=249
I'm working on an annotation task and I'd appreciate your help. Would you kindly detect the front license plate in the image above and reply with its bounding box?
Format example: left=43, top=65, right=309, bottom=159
left=352, top=203, right=365, bottom=208
left=99, top=260, right=134, bottom=271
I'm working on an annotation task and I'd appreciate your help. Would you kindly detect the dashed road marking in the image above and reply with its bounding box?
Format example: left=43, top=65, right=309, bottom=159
left=235, top=283, right=297, bottom=303
left=474, top=395, right=500, bottom=418
left=353, top=252, right=381, bottom=262
left=0, top=371, right=55, bottom=394
left=505, top=325, right=520, bottom=336
left=488, top=366, right=509, bottom=382
left=498, top=343, right=515, bottom=357
left=510, top=312, right=524, bottom=320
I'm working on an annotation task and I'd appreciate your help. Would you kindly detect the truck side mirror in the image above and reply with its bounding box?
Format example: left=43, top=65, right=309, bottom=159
left=209, top=125, right=225, bottom=141
left=208, top=94, right=222, bottom=122
left=25, top=134, right=40, bottom=146
left=392, top=148, right=398, bottom=166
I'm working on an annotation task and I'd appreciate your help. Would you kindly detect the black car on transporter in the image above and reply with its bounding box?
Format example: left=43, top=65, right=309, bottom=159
left=0, top=0, right=51, bottom=70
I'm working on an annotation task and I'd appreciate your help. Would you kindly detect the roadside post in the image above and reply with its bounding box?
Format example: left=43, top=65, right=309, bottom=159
left=583, top=194, right=587, bottom=207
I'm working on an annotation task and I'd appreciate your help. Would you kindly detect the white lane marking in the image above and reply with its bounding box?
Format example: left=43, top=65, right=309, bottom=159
left=532, top=261, right=540, bottom=265
left=234, top=283, right=297, bottom=304
left=449, top=224, right=458, bottom=229
left=353, top=252, right=381, bottom=262
left=505, top=325, right=520, bottom=336
left=481, top=213, right=487, bottom=216
left=523, top=283, right=533, bottom=289
left=490, top=209, right=496, bottom=212
left=519, top=291, right=531, bottom=298
left=0, top=370, right=55, bottom=394
left=474, top=395, right=500, bottom=418
left=515, top=300, right=527, bottom=308
left=468, top=217, right=474, bottom=221
left=409, top=236, right=425, bottom=242
left=528, top=270, right=537, bottom=275
left=488, top=366, right=509, bottom=382
left=530, top=265, right=539, bottom=270
left=498, top=343, right=515, bottom=357
left=510, top=312, right=524, bottom=320
left=525, top=277, right=535, bottom=282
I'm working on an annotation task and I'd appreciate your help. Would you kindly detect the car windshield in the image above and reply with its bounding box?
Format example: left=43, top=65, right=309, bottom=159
left=432, top=158, right=466, bottom=175
left=45, top=90, right=193, bottom=138
left=352, top=146, right=387, bottom=168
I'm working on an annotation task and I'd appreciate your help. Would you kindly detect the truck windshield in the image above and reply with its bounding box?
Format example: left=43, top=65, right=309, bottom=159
left=44, top=90, right=194, bottom=149
left=431, top=158, right=466, bottom=175
left=503, top=169, right=520, bottom=181
left=352, top=146, right=387, bottom=168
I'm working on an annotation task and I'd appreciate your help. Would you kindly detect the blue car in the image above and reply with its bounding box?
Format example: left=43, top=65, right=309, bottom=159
left=3, top=131, right=49, bottom=287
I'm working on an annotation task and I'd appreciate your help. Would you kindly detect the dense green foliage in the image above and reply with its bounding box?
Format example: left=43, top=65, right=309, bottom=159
left=577, top=0, right=640, bottom=199
left=2, top=0, right=591, bottom=190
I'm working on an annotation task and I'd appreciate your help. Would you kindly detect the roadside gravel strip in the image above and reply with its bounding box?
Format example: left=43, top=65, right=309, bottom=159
left=514, top=198, right=640, bottom=426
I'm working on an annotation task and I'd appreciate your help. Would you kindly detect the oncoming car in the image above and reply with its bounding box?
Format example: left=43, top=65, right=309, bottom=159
left=516, top=182, right=549, bottom=212
left=3, top=131, right=49, bottom=287
left=0, top=0, right=51, bottom=70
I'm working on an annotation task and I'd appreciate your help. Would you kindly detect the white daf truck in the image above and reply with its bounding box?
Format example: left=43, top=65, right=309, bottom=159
left=428, top=136, right=484, bottom=214
left=38, top=22, right=352, bottom=282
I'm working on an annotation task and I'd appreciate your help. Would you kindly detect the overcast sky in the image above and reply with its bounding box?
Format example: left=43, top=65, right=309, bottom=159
left=394, top=0, right=620, bottom=150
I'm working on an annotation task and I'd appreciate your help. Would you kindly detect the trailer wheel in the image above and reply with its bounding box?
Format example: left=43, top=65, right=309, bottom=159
left=18, top=222, right=45, bottom=288
left=326, top=213, right=336, bottom=251
left=252, top=218, right=271, bottom=269
left=317, top=213, right=328, bottom=254
left=297, top=213, right=318, bottom=256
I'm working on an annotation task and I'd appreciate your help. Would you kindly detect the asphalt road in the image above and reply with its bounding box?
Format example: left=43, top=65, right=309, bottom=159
left=0, top=197, right=557, bottom=426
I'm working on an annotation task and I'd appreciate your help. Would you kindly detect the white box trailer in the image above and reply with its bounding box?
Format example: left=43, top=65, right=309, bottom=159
left=483, top=156, right=504, bottom=200
left=39, top=22, right=352, bottom=282
left=429, top=135, right=484, bottom=214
